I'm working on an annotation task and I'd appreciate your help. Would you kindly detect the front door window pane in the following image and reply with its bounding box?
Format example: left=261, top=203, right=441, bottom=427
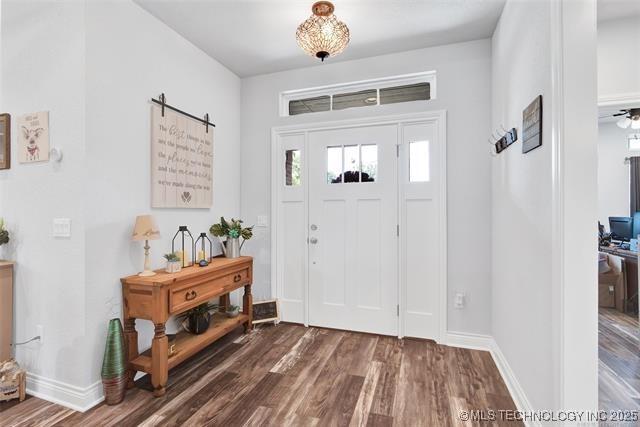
left=360, top=145, right=377, bottom=182
left=343, top=145, right=360, bottom=183
left=327, top=146, right=343, bottom=183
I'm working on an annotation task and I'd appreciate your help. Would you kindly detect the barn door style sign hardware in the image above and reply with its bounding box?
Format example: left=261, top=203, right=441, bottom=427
left=151, top=93, right=215, bottom=131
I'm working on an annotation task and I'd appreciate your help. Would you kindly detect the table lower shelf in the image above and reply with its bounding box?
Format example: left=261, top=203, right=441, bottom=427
left=130, top=312, right=249, bottom=374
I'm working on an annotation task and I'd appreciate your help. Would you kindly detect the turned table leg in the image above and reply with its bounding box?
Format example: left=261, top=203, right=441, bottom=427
left=123, top=317, right=138, bottom=389
left=243, top=284, right=253, bottom=333
left=151, top=323, right=168, bottom=397
left=219, top=293, right=230, bottom=313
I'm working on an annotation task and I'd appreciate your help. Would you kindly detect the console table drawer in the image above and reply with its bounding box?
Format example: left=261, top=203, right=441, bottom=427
left=169, top=267, right=250, bottom=314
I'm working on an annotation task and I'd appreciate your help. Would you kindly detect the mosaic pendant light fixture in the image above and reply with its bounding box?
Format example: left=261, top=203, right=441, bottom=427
left=296, top=1, right=350, bottom=62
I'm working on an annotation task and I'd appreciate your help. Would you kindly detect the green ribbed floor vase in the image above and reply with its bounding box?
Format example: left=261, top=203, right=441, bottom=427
left=101, top=318, right=126, bottom=405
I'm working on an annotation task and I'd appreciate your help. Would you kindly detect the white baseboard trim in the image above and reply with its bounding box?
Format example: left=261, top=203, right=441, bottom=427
left=446, top=332, right=538, bottom=427
left=26, top=372, right=104, bottom=413
left=488, top=340, right=539, bottom=427
left=446, top=331, right=494, bottom=350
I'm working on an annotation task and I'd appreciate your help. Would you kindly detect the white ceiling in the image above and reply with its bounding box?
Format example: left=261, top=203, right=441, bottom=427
left=598, top=0, right=640, bottom=23
left=135, top=0, right=506, bottom=77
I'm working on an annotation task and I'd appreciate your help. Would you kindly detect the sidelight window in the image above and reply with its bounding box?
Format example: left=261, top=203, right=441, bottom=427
left=285, top=149, right=302, bottom=186
left=409, top=140, right=430, bottom=182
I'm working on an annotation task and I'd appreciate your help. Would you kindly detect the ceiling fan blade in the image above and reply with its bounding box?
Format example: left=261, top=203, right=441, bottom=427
left=612, top=112, right=628, bottom=117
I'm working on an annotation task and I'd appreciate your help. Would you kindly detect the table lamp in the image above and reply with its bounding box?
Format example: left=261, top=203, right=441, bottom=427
left=132, top=215, right=161, bottom=277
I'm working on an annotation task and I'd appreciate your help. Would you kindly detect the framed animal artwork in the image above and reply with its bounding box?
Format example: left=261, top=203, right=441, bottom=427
left=17, top=111, right=49, bottom=163
left=0, top=114, right=9, bottom=170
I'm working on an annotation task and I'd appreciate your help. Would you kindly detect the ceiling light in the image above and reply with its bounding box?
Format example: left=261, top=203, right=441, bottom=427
left=296, top=1, right=350, bottom=62
left=618, top=117, right=632, bottom=129
left=616, top=108, right=640, bottom=129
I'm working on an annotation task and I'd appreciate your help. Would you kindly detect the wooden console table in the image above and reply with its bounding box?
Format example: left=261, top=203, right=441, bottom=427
left=0, top=262, right=14, bottom=362
left=121, top=256, right=253, bottom=396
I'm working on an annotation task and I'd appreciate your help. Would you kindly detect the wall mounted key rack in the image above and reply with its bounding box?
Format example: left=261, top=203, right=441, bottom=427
left=493, top=127, right=518, bottom=154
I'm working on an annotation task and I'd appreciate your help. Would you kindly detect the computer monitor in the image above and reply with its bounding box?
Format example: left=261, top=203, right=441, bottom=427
left=609, top=216, right=633, bottom=241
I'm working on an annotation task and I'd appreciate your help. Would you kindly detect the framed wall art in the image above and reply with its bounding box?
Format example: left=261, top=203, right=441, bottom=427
left=17, top=111, right=49, bottom=163
left=0, top=114, right=10, bottom=170
left=522, top=95, right=542, bottom=154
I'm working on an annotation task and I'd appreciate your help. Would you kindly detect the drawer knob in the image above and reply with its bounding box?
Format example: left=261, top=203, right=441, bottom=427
left=185, top=290, right=197, bottom=301
left=234, top=274, right=242, bottom=282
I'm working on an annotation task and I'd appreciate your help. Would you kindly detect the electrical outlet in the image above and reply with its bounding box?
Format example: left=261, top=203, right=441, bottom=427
left=36, top=325, right=44, bottom=345
left=454, top=292, right=466, bottom=309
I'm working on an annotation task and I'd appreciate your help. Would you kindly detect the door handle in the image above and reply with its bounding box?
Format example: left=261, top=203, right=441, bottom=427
left=310, top=237, right=318, bottom=244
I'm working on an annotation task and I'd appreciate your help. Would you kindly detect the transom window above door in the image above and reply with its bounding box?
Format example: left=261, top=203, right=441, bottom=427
left=327, top=144, right=378, bottom=183
left=281, top=72, right=436, bottom=117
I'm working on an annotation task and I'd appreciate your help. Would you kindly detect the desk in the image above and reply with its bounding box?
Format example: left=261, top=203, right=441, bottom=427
left=599, top=245, right=638, bottom=314
left=121, top=256, right=253, bottom=397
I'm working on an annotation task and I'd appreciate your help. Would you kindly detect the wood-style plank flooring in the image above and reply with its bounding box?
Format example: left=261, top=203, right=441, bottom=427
left=0, top=323, right=519, bottom=426
left=599, top=308, right=640, bottom=414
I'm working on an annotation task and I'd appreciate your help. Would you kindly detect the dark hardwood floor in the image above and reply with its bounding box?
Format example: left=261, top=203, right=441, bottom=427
left=1, top=323, right=520, bottom=426
left=599, top=308, right=640, bottom=414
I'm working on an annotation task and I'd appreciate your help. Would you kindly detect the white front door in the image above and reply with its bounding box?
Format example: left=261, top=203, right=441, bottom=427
left=307, top=125, right=399, bottom=336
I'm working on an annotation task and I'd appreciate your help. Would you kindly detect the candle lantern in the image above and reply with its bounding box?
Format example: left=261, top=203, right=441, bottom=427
left=172, top=226, right=195, bottom=268
left=195, top=232, right=213, bottom=267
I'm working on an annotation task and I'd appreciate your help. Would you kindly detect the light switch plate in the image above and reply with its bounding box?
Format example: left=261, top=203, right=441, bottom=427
left=52, top=218, right=71, bottom=238
left=256, top=215, right=268, bottom=227
left=454, top=291, right=466, bottom=309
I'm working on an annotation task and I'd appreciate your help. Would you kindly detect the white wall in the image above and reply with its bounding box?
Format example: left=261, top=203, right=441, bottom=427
left=240, top=39, right=493, bottom=335
left=0, top=0, right=89, bottom=397
left=598, top=15, right=640, bottom=101
left=598, top=122, right=633, bottom=226
left=1, top=0, right=242, bottom=409
left=492, top=0, right=598, bottom=414
left=491, top=0, right=555, bottom=412
left=84, top=0, right=241, bottom=392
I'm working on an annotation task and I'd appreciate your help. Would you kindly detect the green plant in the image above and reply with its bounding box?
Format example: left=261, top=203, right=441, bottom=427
left=0, top=218, right=8, bottom=246
left=226, top=305, right=240, bottom=312
left=210, top=217, right=253, bottom=241
left=163, top=252, right=180, bottom=262
left=177, top=301, right=218, bottom=321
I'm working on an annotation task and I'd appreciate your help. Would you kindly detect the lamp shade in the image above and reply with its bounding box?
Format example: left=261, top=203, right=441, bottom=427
left=132, top=215, right=160, bottom=241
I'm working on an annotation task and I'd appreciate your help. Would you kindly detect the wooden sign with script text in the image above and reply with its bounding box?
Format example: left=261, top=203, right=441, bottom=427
left=151, top=104, right=213, bottom=208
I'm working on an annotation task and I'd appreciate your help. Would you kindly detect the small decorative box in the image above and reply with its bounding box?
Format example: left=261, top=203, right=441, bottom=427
left=0, top=359, right=26, bottom=403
